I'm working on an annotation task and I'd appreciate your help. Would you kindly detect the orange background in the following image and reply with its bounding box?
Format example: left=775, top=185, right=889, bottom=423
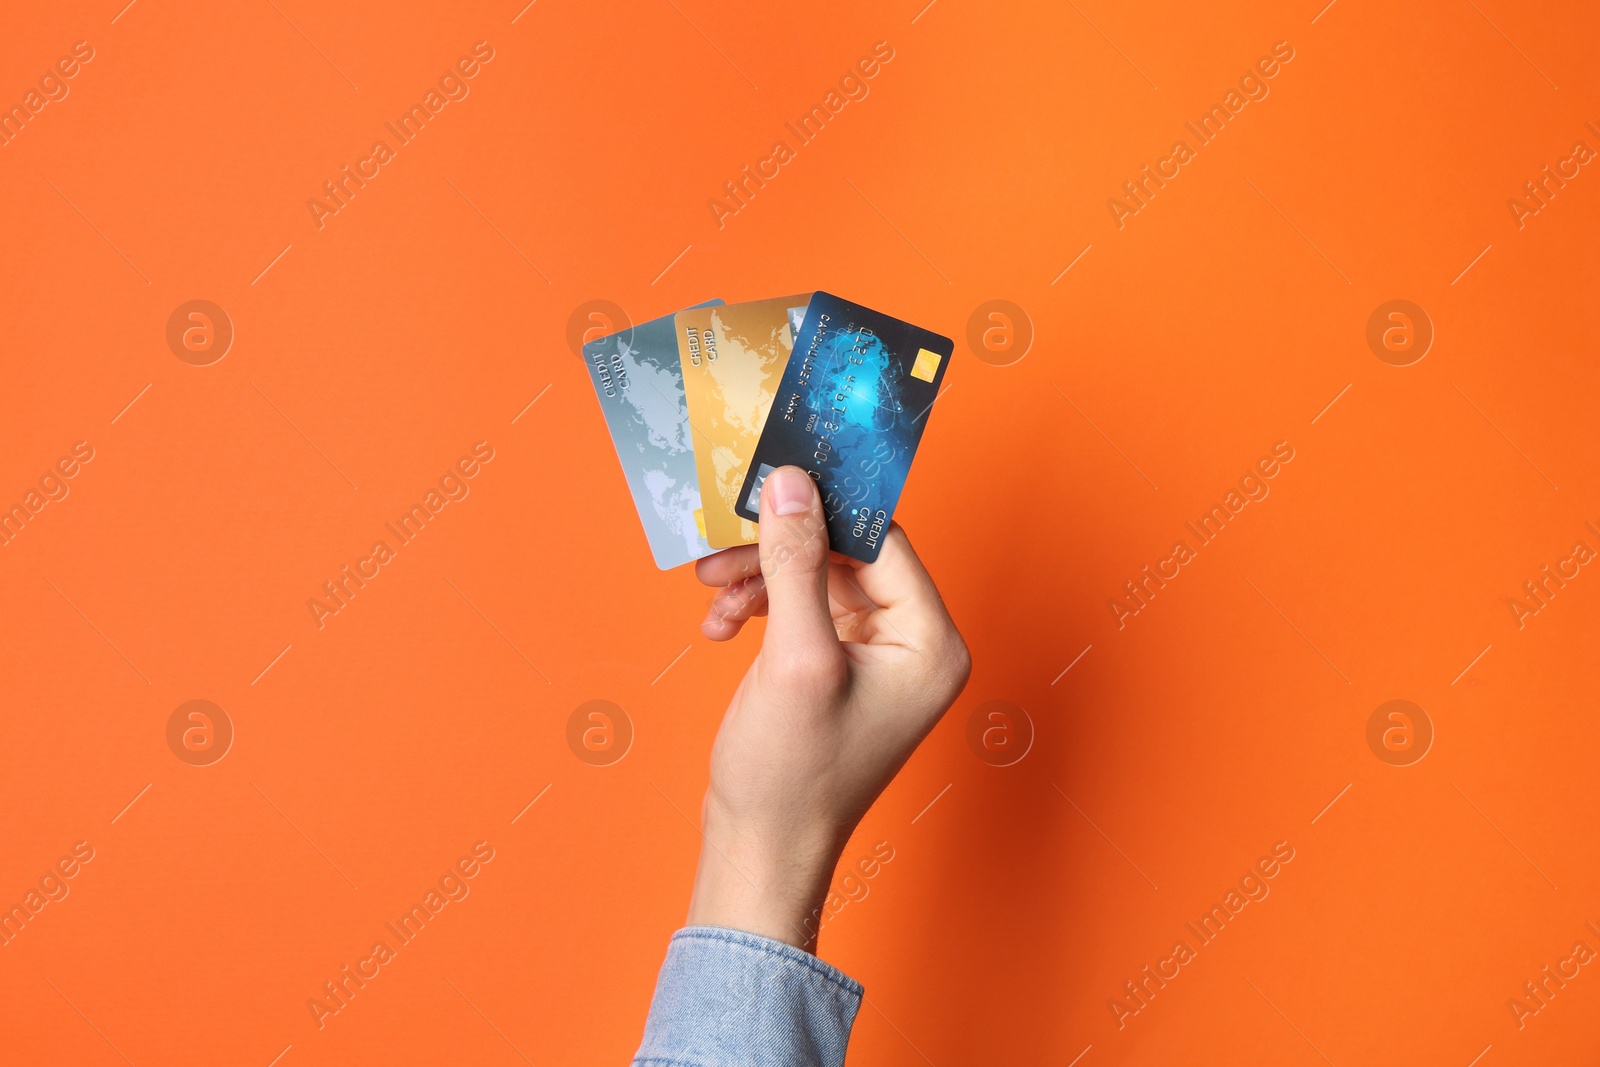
left=2, top=1, right=1598, bottom=1064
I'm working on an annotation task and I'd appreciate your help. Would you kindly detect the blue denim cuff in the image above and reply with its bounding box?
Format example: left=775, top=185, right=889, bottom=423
left=633, top=926, right=864, bottom=1067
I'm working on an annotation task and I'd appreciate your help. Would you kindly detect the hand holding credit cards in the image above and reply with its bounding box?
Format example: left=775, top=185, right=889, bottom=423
left=584, top=292, right=953, bottom=567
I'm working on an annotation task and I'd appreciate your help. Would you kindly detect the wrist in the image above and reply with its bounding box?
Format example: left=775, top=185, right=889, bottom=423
left=686, top=796, right=844, bottom=952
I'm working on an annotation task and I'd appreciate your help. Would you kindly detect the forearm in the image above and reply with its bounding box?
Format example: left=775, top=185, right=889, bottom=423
left=685, top=798, right=844, bottom=953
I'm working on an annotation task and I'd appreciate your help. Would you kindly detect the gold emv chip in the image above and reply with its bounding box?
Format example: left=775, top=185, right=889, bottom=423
left=910, top=348, right=942, bottom=383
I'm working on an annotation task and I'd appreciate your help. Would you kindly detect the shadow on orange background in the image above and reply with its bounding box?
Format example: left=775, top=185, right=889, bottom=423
left=0, top=1, right=1597, bottom=1064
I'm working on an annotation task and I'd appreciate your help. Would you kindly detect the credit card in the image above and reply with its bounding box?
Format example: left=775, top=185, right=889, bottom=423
left=734, top=292, right=953, bottom=563
left=676, top=293, right=812, bottom=548
left=583, top=300, right=723, bottom=570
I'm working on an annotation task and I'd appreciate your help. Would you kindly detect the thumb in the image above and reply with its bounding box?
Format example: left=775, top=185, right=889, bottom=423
left=757, top=466, right=837, bottom=652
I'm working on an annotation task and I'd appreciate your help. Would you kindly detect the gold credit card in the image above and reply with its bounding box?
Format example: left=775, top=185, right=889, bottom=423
left=675, top=293, right=812, bottom=547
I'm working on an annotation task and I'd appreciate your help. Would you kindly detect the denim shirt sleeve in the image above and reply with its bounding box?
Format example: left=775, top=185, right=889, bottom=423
left=632, top=926, right=864, bottom=1067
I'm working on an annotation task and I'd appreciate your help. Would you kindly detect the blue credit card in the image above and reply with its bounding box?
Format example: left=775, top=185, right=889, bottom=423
left=584, top=301, right=722, bottom=570
left=733, top=292, right=953, bottom=562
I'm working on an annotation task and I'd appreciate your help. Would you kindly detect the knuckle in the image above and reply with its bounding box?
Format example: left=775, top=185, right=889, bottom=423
left=935, top=627, right=972, bottom=694
left=951, top=639, right=973, bottom=690
left=710, top=575, right=764, bottom=620
left=764, top=643, right=848, bottom=695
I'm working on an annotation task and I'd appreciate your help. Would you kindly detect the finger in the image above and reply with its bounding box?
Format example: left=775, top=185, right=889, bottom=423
left=701, top=574, right=767, bottom=641
left=703, top=561, right=887, bottom=642
left=699, top=540, right=858, bottom=588
left=695, top=544, right=762, bottom=587
left=840, top=524, right=958, bottom=650
left=825, top=560, right=877, bottom=617
left=757, top=466, right=838, bottom=652
left=701, top=608, right=744, bottom=642
left=712, top=574, right=767, bottom=624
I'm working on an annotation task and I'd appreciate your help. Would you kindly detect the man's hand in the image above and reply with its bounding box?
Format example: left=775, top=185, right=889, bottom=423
left=686, top=465, right=970, bottom=951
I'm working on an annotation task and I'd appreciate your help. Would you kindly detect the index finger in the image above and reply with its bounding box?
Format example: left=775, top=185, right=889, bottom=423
left=694, top=538, right=857, bottom=587
left=694, top=544, right=761, bottom=587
